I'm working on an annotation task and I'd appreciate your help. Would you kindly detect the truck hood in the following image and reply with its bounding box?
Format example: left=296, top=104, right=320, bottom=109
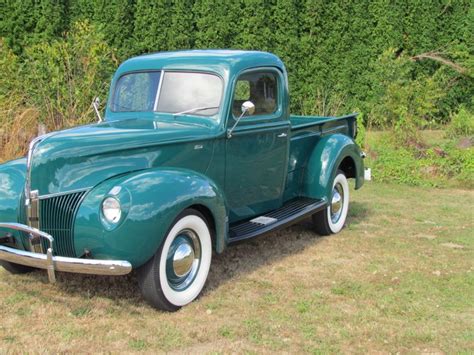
left=29, top=118, right=216, bottom=195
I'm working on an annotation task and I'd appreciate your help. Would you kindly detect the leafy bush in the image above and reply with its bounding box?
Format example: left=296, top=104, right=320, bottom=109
left=434, top=143, right=474, bottom=188
left=22, top=21, right=117, bottom=129
left=446, top=106, right=474, bottom=138
left=0, top=21, right=117, bottom=160
left=366, top=131, right=473, bottom=189
left=367, top=50, right=445, bottom=145
left=355, top=112, right=366, bottom=148
left=366, top=135, right=430, bottom=186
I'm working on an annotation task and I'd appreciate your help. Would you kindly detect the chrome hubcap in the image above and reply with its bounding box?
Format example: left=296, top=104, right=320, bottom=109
left=166, top=230, right=201, bottom=291
left=330, top=183, right=344, bottom=223
left=173, top=243, right=195, bottom=277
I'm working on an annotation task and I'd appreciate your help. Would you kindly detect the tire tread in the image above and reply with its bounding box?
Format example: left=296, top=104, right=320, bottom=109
left=137, top=208, right=209, bottom=312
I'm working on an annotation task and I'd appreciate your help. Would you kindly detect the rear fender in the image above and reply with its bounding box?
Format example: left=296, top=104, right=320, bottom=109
left=74, top=168, right=227, bottom=268
left=303, top=134, right=364, bottom=201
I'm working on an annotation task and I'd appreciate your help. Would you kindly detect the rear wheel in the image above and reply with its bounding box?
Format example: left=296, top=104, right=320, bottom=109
left=0, top=261, right=36, bottom=274
left=312, top=171, right=349, bottom=236
left=137, top=209, right=212, bottom=312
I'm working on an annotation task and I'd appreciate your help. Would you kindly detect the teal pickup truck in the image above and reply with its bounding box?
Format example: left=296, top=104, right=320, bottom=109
left=0, top=50, right=365, bottom=311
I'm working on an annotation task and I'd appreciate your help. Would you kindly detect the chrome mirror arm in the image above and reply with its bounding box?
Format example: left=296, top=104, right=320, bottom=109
left=92, top=97, right=103, bottom=123
left=227, top=101, right=255, bottom=139
left=227, top=109, right=247, bottom=139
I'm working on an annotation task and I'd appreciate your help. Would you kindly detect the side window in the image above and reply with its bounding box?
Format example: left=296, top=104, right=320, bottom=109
left=232, top=71, right=278, bottom=117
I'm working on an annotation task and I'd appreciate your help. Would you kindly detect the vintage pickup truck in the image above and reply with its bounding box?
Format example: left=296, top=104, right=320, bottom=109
left=0, top=50, right=365, bottom=311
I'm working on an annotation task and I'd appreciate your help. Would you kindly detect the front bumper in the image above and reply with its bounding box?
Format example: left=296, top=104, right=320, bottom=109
left=0, top=223, right=132, bottom=283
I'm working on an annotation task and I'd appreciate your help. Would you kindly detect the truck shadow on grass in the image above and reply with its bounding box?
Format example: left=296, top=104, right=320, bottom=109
left=23, top=201, right=371, bottom=309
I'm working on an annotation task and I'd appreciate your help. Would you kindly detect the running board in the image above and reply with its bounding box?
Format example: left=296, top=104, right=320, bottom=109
left=228, top=197, right=327, bottom=243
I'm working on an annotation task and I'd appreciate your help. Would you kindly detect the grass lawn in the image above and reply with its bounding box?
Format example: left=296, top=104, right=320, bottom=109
left=0, top=182, right=473, bottom=353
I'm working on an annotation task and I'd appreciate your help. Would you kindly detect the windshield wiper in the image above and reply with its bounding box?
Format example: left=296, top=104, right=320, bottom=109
left=174, top=106, right=219, bottom=116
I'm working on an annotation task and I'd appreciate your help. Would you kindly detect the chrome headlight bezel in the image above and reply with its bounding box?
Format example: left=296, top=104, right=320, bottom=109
left=101, top=196, right=122, bottom=225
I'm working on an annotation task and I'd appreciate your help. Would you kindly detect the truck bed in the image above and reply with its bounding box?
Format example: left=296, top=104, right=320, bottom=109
left=283, top=113, right=358, bottom=200
left=290, top=113, right=358, bottom=134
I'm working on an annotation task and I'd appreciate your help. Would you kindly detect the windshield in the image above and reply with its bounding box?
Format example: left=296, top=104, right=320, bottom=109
left=111, top=72, right=161, bottom=112
left=111, top=71, right=223, bottom=117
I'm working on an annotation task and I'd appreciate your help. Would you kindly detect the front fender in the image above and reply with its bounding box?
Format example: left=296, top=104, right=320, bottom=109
left=0, top=158, right=26, bottom=234
left=74, top=168, right=227, bottom=268
left=303, top=134, right=364, bottom=200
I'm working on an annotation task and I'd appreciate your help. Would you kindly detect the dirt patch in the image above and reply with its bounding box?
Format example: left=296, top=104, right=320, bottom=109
left=441, top=242, right=465, bottom=249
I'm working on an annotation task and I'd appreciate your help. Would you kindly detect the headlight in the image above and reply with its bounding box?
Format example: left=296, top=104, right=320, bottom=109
left=102, top=197, right=122, bottom=224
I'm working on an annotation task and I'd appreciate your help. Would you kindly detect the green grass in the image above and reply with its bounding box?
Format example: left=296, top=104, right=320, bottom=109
left=0, top=182, right=473, bottom=353
left=364, top=130, right=474, bottom=188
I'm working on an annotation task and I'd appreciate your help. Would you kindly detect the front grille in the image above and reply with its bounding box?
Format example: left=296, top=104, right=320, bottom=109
left=40, top=191, right=87, bottom=257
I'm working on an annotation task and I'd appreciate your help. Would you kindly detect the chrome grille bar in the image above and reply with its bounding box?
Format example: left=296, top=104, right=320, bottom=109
left=39, top=190, right=87, bottom=257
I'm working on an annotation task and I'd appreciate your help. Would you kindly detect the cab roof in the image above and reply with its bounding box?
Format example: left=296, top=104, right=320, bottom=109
left=115, top=50, right=286, bottom=77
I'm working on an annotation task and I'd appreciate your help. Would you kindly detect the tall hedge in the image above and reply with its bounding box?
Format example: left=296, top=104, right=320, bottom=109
left=0, top=0, right=472, bottom=120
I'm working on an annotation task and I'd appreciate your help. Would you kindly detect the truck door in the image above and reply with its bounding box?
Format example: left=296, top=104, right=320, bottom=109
left=225, top=69, right=290, bottom=223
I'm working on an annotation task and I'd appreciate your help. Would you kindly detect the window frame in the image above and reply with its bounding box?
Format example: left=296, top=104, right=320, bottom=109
left=110, top=69, right=225, bottom=118
left=229, top=67, right=284, bottom=124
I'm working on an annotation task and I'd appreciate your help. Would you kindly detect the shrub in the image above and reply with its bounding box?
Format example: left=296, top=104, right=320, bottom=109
left=446, top=106, right=474, bottom=138
left=22, top=21, right=117, bottom=130
left=367, top=50, right=445, bottom=146
left=0, top=21, right=117, bottom=161
left=355, top=112, right=366, bottom=148
left=366, top=131, right=473, bottom=189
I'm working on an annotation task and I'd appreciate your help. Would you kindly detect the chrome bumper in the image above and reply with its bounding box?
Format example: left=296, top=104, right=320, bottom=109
left=0, top=223, right=132, bottom=283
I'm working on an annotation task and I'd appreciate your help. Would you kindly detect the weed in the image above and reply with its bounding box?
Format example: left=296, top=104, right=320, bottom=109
left=129, top=339, right=148, bottom=351
left=70, top=306, right=91, bottom=317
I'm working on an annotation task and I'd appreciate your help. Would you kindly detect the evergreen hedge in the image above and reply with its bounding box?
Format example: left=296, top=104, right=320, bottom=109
left=0, top=0, right=472, bottom=120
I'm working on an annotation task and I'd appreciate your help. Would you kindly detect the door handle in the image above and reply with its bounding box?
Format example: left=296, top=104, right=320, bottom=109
left=277, top=133, right=287, bottom=138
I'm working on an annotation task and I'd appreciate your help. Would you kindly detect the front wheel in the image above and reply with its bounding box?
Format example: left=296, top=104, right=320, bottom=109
left=137, top=209, right=212, bottom=311
left=312, top=171, right=350, bottom=236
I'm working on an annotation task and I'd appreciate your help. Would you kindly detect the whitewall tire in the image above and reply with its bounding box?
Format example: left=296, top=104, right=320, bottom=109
left=137, top=209, right=212, bottom=311
left=312, top=171, right=350, bottom=235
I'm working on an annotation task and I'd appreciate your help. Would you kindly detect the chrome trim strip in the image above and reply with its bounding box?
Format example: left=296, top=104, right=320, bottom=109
left=153, top=70, right=165, bottom=111
left=38, top=188, right=92, bottom=200
left=25, top=134, right=54, bottom=206
left=0, top=223, right=132, bottom=282
left=27, top=190, right=43, bottom=253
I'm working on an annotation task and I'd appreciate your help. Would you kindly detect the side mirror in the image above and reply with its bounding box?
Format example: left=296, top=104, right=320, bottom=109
left=227, top=101, right=255, bottom=139
left=241, top=101, right=255, bottom=116
left=92, top=96, right=103, bottom=123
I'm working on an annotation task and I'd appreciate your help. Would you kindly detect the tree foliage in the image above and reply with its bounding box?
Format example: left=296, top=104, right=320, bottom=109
left=0, top=0, right=472, bottom=123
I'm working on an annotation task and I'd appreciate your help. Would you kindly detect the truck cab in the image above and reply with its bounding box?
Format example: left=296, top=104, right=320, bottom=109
left=0, top=50, right=364, bottom=311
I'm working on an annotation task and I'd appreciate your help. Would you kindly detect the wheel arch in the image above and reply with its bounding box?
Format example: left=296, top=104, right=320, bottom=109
left=303, top=134, right=364, bottom=201
left=74, top=168, right=227, bottom=268
left=187, top=204, right=217, bottom=249
left=338, top=155, right=356, bottom=179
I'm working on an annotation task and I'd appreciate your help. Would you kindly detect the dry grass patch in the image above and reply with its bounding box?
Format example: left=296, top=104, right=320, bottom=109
left=0, top=182, right=473, bottom=353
